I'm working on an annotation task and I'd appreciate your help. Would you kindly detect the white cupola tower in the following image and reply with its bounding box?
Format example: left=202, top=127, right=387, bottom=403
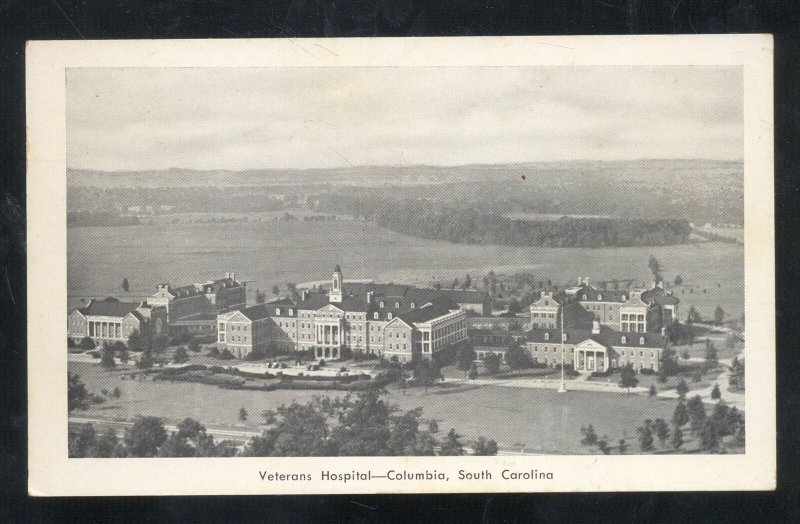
left=330, top=264, right=343, bottom=303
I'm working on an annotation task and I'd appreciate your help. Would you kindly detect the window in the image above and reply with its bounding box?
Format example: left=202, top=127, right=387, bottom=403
left=388, top=313, right=393, bottom=320
left=395, top=302, right=400, bottom=308
left=562, top=333, right=567, bottom=341
left=544, top=333, right=550, bottom=341
left=639, top=351, right=644, bottom=357
left=289, top=310, right=294, bottom=316
left=374, top=312, right=379, bottom=320
left=219, top=323, right=225, bottom=332
left=620, top=350, right=625, bottom=356
left=410, top=302, right=416, bottom=309
left=582, top=294, right=587, bottom=300
left=380, top=301, right=385, bottom=308
left=621, top=336, right=626, bottom=344
left=598, top=294, right=603, bottom=301
left=275, top=308, right=281, bottom=315
left=639, top=337, right=645, bottom=345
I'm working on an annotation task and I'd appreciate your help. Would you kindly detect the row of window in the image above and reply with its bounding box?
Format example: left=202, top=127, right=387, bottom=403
left=531, top=312, right=556, bottom=318
left=621, top=313, right=646, bottom=321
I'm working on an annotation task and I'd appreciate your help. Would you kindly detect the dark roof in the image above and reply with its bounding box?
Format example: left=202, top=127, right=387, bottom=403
left=297, top=292, right=331, bottom=310
left=170, top=312, right=217, bottom=324
left=236, top=304, right=272, bottom=321
left=575, top=285, right=628, bottom=303
left=411, top=288, right=489, bottom=305
left=78, top=297, right=140, bottom=318
left=526, top=325, right=665, bottom=349
left=334, top=264, right=341, bottom=272
left=474, top=345, right=509, bottom=352
left=399, top=297, right=459, bottom=324
left=201, top=277, right=242, bottom=294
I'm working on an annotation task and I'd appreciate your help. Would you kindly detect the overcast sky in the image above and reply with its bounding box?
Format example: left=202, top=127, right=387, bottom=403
left=66, top=66, right=742, bottom=171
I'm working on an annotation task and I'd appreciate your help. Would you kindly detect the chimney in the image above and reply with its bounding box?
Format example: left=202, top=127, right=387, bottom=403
left=661, top=327, right=666, bottom=336
left=366, top=291, right=374, bottom=304
left=592, top=319, right=600, bottom=334
left=300, top=289, right=309, bottom=301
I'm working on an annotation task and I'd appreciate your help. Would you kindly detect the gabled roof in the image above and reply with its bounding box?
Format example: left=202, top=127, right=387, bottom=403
left=575, top=285, right=628, bottom=303
left=236, top=304, right=272, bottom=321
left=399, top=297, right=460, bottom=325
left=526, top=325, right=665, bottom=349
left=78, top=297, right=140, bottom=318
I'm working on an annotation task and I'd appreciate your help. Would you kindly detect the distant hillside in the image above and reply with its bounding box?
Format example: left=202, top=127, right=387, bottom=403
left=67, top=159, right=742, bottom=189
left=67, top=159, right=743, bottom=225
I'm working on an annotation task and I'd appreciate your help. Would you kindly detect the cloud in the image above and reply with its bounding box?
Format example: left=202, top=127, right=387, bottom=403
left=67, top=66, right=743, bottom=170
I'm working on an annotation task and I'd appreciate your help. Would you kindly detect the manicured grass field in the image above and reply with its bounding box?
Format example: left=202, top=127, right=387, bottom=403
left=70, top=360, right=684, bottom=454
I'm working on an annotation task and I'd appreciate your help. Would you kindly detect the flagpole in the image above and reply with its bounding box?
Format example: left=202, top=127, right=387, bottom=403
left=558, top=306, right=567, bottom=393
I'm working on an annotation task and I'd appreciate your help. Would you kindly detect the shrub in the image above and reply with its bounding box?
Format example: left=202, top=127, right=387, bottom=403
left=80, top=336, right=96, bottom=350
left=318, top=359, right=326, bottom=367
left=67, top=337, right=76, bottom=348
left=207, top=347, right=221, bottom=358
left=218, top=349, right=235, bottom=360
left=188, top=338, right=201, bottom=352
left=640, top=368, right=656, bottom=376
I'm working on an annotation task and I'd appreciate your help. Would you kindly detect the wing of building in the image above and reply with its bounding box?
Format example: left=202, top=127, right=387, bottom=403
left=216, top=266, right=470, bottom=362
left=68, top=297, right=167, bottom=344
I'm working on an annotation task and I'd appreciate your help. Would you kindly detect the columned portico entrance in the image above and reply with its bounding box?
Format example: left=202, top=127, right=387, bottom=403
left=573, top=340, right=609, bottom=373
left=313, top=320, right=344, bottom=360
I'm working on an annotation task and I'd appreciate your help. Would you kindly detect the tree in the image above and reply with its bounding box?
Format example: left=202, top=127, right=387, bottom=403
left=112, top=386, right=121, bottom=398
left=618, top=439, right=628, bottom=454
left=711, top=383, right=721, bottom=400
left=686, top=395, right=707, bottom=436
left=93, top=428, right=125, bottom=457
left=670, top=425, right=684, bottom=450
left=100, top=343, right=116, bottom=368
left=674, top=274, right=683, bottom=286
left=676, top=379, right=689, bottom=399
left=472, top=437, right=499, bottom=456
left=596, top=435, right=611, bottom=455
left=428, top=420, right=439, bottom=434
left=672, top=400, right=689, bottom=428
left=580, top=425, right=598, bottom=447
left=456, top=346, right=477, bottom=377
left=127, top=329, right=146, bottom=352
left=152, top=333, right=170, bottom=355
left=188, top=338, right=201, bottom=352
left=653, top=419, right=670, bottom=448
left=699, top=419, right=720, bottom=452
left=704, top=340, right=718, bottom=369
left=413, top=359, right=443, bottom=393
left=714, top=305, right=725, bottom=325
left=462, top=274, right=472, bottom=290
left=618, top=364, right=638, bottom=393
left=686, top=306, right=702, bottom=324
left=451, top=278, right=459, bottom=289
left=681, top=349, right=691, bottom=360
left=68, top=373, right=90, bottom=412
left=255, top=289, right=266, bottom=303
left=79, top=336, right=96, bottom=350
left=649, top=384, right=657, bottom=397
left=505, top=344, right=532, bottom=370
left=125, top=416, right=168, bottom=457
left=173, top=346, right=189, bottom=364
left=483, top=353, right=501, bottom=375
left=239, top=407, right=248, bottom=422
left=69, top=423, right=97, bottom=458
left=136, top=350, right=154, bottom=369
left=659, top=345, right=679, bottom=376
left=121, top=277, right=130, bottom=292
left=648, top=255, right=662, bottom=282
left=637, top=422, right=654, bottom=452
left=271, top=285, right=280, bottom=296
left=440, top=429, right=464, bottom=456
left=467, top=363, right=478, bottom=380
left=729, top=357, right=745, bottom=391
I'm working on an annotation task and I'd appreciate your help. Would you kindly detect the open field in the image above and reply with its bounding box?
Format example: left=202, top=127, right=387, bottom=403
left=67, top=221, right=743, bottom=322
left=71, top=360, right=687, bottom=454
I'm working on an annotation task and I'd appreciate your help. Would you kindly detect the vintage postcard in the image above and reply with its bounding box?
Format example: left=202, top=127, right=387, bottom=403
left=27, top=35, right=774, bottom=495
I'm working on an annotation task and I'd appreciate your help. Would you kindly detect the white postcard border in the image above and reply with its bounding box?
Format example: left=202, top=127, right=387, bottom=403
left=26, top=35, right=775, bottom=496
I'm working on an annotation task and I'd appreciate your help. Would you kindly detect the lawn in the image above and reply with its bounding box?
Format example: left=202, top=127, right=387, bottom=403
left=70, top=360, right=694, bottom=454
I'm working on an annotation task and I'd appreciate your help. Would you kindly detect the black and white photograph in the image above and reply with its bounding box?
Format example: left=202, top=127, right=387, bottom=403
left=25, top=36, right=775, bottom=495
